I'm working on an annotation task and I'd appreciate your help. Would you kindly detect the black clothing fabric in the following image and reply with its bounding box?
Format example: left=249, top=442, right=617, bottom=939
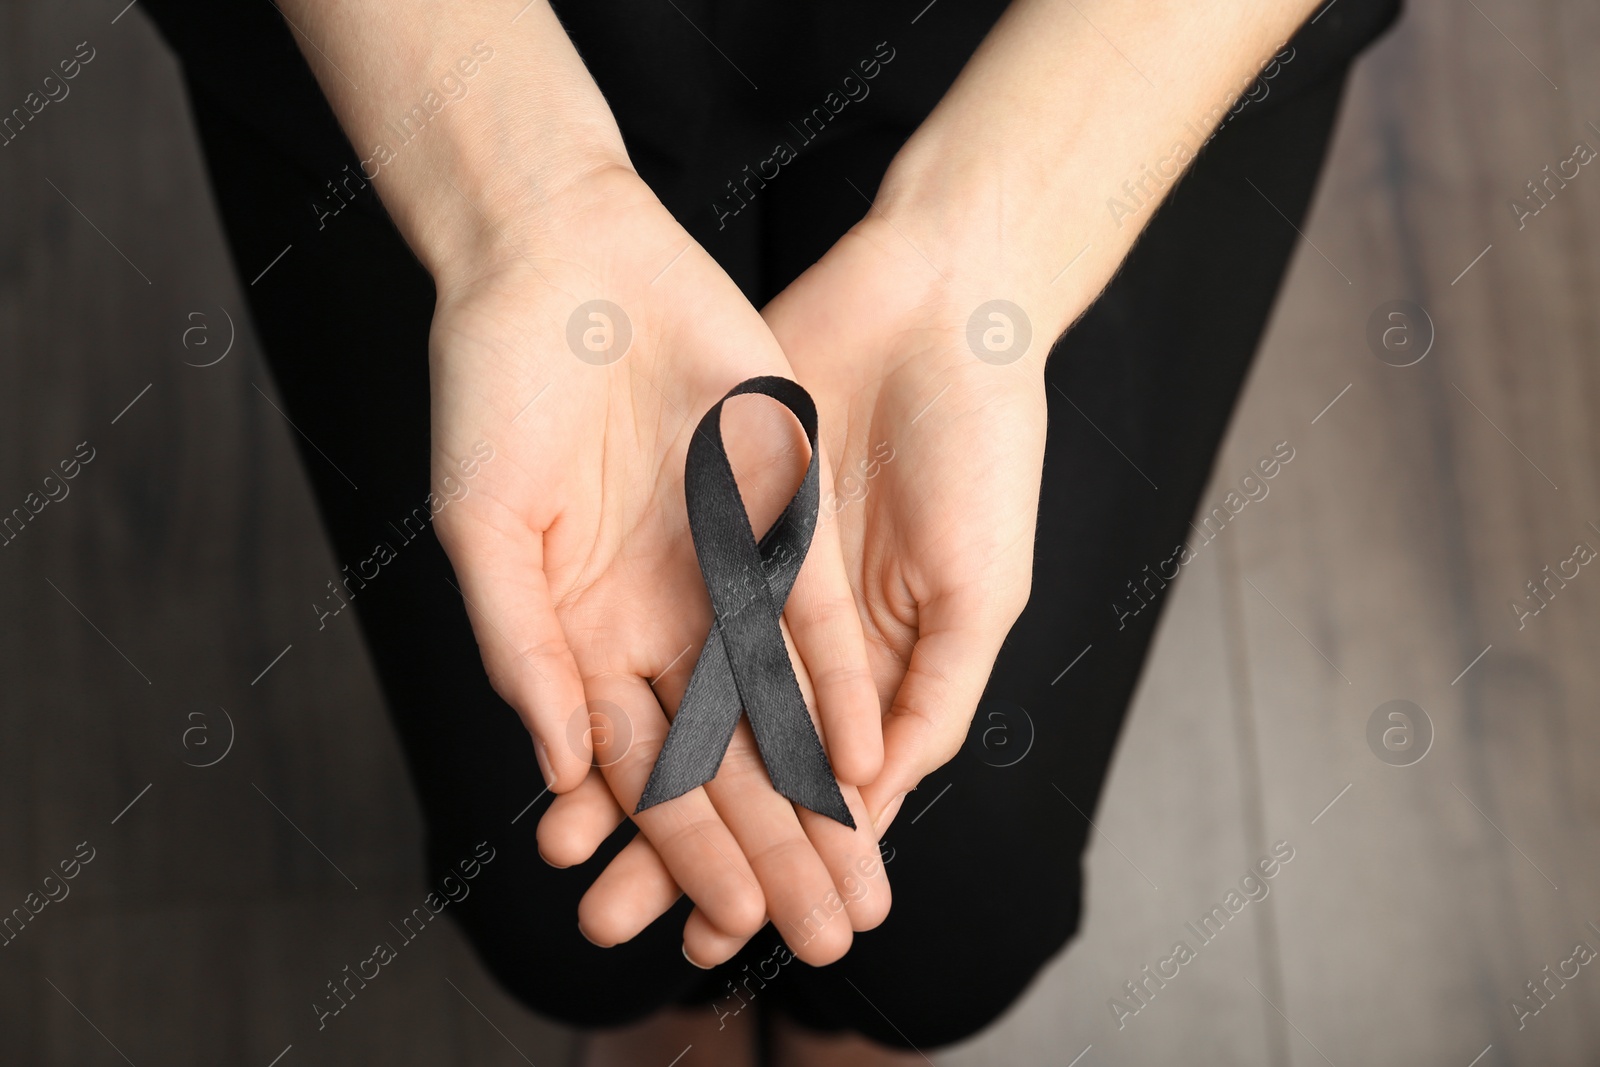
left=142, top=0, right=1399, bottom=1050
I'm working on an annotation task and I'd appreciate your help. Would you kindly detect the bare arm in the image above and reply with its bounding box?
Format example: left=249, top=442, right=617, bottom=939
left=269, top=0, right=892, bottom=964
left=270, top=0, right=628, bottom=285
left=880, top=0, right=1325, bottom=351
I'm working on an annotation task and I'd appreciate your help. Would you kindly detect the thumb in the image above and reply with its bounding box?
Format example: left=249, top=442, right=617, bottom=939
left=861, top=601, right=1008, bottom=835
left=439, top=517, right=591, bottom=792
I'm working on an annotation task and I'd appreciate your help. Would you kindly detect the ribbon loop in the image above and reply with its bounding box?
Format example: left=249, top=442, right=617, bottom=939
left=636, top=376, right=855, bottom=828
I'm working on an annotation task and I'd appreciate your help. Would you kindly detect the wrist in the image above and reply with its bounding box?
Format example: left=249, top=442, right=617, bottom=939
left=861, top=138, right=1084, bottom=384
left=869, top=0, right=1323, bottom=361
left=276, top=0, right=634, bottom=295
left=367, top=64, right=633, bottom=293
left=400, top=107, right=633, bottom=295
left=873, top=133, right=1092, bottom=358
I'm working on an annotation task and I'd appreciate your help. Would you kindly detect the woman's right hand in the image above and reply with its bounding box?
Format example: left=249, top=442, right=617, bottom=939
left=427, top=163, right=890, bottom=962
left=268, top=0, right=890, bottom=965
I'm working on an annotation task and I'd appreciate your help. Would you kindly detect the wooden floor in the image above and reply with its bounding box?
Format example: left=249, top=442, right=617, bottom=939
left=4, top=0, right=1599, bottom=1064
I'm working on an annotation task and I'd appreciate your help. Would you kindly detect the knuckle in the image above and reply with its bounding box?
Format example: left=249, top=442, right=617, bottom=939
left=656, top=811, right=724, bottom=855
left=720, top=882, right=769, bottom=937
left=744, top=834, right=813, bottom=873
left=710, top=739, right=770, bottom=785
left=477, top=639, right=572, bottom=712
left=811, top=657, right=875, bottom=699
left=801, top=590, right=856, bottom=630
left=604, top=733, right=663, bottom=783
left=515, top=635, right=572, bottom=669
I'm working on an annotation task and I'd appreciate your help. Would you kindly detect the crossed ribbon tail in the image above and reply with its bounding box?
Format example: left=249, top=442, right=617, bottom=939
left=635, top=376, right=855, bottom=829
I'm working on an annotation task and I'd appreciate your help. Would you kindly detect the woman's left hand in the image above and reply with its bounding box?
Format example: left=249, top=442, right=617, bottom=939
left=759, top=212, right=1050, bottom=835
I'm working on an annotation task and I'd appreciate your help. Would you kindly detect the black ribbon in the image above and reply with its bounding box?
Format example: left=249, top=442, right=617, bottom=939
left=635, top=376, right=855, bottom=828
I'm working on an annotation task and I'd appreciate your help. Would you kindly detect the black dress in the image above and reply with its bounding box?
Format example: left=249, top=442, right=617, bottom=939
left=139, top=0, right=1402, bottom=1049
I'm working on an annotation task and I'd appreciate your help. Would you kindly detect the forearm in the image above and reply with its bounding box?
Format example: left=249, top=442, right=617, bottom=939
left=877, top=0, right=1322, bottom=350
left=272, top=0, right=629, bottom=287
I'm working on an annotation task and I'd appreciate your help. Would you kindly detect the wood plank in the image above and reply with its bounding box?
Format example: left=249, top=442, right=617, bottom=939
left=1222, top=0, right=1600, bottom=1064
left=947, top=529, right=1275, bottom=1066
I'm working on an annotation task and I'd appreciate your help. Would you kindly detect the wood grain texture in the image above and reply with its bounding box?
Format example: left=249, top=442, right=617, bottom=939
left=960, top=0, right=1600, bottom=1064
left=3, top=0, right=1598, bottom=1064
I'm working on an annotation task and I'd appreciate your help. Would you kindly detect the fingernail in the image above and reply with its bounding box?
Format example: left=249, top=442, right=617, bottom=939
left=874, top=792, right=908, bottom=834
left=683, top=943, right=713, bottom=970
left=533, top=737, right=554, bottom=789
left=579, top=925, right=605, bottom=948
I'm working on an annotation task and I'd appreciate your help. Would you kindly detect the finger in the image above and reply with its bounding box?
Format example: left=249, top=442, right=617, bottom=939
left=681, top=786, right=891, bottom=967
left=784, top=447, right=884, bottom=786
left=587, top=671, right=769, bottom=940
left=861, top=603, right=1007, bottom=834
left=770, top=583, right=892, bottom=937
left=438, top=519, right=591, bottom=791
left=537, top=765, right=628, bottom=869
left=683, top=904, right=757, bottom=969
left=577, top=833, right=683, bottom=948
left=613, top=620, right=878, bottom=965
left=576, top=836, right=793, bottom=963
left=794, top=784, right=893, bottom=937
left=701, top=718, right=854, bottom=966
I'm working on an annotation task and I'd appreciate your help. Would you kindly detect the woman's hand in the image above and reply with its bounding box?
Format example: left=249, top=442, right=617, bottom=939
left=764, top=0, right=1330, bottom=829
left=761, top=215, right=1049, bottom=833
left=265, top=0, right=893, bottom=968
left=429, top=164, right=890, bottom=962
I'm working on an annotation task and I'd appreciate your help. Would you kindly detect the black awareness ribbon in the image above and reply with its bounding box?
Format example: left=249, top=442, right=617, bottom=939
left=635, top=376, right=855, bottom=828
